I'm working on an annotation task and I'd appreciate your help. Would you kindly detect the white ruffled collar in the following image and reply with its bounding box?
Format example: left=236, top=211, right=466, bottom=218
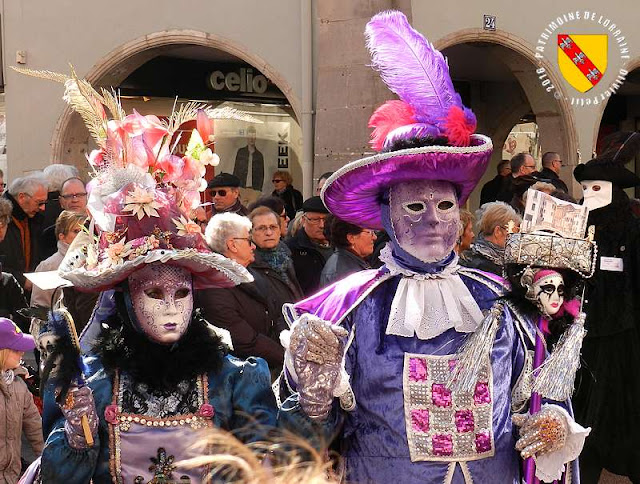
left=380, top=245, right=484, bottom=340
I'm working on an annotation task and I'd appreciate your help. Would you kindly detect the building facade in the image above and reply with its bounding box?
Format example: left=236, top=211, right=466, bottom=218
left=2, top=0, right=640, bottom=208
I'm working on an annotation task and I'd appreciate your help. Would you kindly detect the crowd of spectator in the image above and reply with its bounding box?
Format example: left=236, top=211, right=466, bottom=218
left=0, top=161, right=580, bottom=479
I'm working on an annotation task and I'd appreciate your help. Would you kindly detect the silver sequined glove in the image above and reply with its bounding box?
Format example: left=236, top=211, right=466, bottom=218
left=513, top=406, right=568, bottom=458
left=60, top=384, right=98, bottom=449
left=289, top=315, right=348, bottom=420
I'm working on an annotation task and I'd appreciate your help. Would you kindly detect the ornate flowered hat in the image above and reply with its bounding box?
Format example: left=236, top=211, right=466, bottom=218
left=321, top=11, right=492, bottom=229
left=15, top=66, right=257, bottom=292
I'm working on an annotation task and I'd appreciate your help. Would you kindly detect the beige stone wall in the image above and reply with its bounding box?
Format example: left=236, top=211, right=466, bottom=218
left=4, top=0, right=640, bottom=205
left=3, top=0, right=304, bottom=180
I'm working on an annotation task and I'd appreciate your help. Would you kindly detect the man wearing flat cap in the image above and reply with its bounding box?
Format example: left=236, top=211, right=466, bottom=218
left=286, top=196, right=333, bottom=296
left=208, top=173, right=249, bottom=216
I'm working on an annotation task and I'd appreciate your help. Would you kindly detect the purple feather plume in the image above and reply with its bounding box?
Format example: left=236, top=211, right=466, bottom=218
left=365, top=10, right=461, bottom=129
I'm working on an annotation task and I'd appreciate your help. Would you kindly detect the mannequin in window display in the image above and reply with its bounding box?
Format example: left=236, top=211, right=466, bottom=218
left=278, top=11, right=589, bottom=484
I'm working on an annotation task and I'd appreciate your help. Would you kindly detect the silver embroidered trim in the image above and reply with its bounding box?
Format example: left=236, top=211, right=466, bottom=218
left=339, top=388, right=356, bottom=412
left=504, top=232, right=597, bottom=278
left=511, top=350, right=534, bottom=413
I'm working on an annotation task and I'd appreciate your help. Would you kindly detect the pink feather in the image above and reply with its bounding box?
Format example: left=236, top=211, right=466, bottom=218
left=443, top=106, right=477, bottom=147
left=368, top=100, right=416, bottom=151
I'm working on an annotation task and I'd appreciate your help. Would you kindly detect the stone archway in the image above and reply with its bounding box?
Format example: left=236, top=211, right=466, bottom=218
left=50, top=30, right=301, bottom=168
left=435, top=29, right=579, bottom=203
left=591, top=55, right=640, bottom=152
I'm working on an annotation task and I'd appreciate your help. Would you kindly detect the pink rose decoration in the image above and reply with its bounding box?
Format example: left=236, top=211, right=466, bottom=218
left=104, top=404, right=118, bottom=424
left=199, top=403, right=214, bottom=418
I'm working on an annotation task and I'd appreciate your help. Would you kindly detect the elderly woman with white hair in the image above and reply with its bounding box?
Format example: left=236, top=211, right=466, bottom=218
left=460, top=201, right=522, bottom=275
left=197, top=213, right=287, bottom=377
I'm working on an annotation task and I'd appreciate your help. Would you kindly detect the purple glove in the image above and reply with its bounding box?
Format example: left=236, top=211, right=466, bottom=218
left=60, top=385, right=98, bottom=449
left=289, top=315, right=348, bottom=420
left=513, top=406, right=568, bottom=458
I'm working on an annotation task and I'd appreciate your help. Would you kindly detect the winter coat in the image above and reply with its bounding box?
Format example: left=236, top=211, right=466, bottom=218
left=460, top=239, right=504, bottom=276
left=0, top=193, right=45, bottom=288
left=320, top=248, right=370, bottom=287
left=0, top=367, right=43, bottom=484
left=272, top=185, right=303, bottom=220
left=480, top=174, right=511, bottom=206
left=196, top=278, right=287, bottom=371
left=286, top=229, right=332, bottom=296
left=250, top=251, right=303, bottom=308
left=39, top=191, right=63, bottom=260
left=0, top=272, right=29, bottom=332
left=538, top=167, right=569, bottom=193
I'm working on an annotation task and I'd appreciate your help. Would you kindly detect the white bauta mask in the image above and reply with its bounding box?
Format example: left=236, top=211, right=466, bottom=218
left=533, top=272, right=565, bottom=317
left=581, top=180, right=613, bottom=211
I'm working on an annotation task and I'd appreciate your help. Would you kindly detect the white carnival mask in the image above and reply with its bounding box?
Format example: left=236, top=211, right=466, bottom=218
left=581, top=180, right=613, bottom=211
left=128, top=263, right=193, bottom=345
left=533, top=272, right=565, bottom=317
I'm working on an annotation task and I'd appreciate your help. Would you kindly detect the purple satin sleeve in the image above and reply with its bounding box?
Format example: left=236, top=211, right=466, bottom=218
left=288, top=268, right=389, bottom=324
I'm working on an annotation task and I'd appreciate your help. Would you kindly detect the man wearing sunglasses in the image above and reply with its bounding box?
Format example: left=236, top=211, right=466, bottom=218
left=208, top=172, right=249, bottom=216
left=0, top=173, right=48, bottom=291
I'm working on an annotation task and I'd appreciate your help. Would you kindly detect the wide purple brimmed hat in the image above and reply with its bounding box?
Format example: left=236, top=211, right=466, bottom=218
left=321, top=135, right=492, bottom=229
left=321, top=10, right=493, bottom=229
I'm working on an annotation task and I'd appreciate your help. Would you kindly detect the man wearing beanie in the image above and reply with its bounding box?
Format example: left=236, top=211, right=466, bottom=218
left=285, top=196, right=332, bottom=295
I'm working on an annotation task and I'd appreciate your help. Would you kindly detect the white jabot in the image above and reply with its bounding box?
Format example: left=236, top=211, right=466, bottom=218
left=379, top=245, right=484, bottom=340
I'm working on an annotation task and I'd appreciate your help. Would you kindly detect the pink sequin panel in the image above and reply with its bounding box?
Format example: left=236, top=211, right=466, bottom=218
left=475, top=432, right=492, bottom=453
left=455, top=410, right=474, bottom=433
left=431, top=383, right=452, bottom=408
left=409, top=357, right=428, bottom=382
left=473, top=381, right=491, bottom=405
left=432, top=434, right=454, bottom=456
left=411, top=409, right=430, bottom=433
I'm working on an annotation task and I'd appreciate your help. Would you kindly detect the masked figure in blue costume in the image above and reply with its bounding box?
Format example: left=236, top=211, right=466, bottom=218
left=279, top=11, right=589, bottom=484
left=15, top=67, right=331, bottom=484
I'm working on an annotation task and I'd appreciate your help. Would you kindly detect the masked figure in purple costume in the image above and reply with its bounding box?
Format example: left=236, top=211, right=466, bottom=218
left=279, top=11, right=588, bottom=484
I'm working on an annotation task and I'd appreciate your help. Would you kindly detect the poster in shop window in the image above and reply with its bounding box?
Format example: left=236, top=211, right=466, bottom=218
left=213, top=120, right=291, bottom=195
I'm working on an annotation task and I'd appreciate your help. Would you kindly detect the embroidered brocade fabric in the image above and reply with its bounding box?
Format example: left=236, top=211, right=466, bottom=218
left=403, top=353, right=494, bottom=463
left=120, top=373, right=200, bottom=418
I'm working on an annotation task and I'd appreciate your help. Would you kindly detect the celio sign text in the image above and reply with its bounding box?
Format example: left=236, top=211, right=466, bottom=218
left=208, top=67, right=269, bottom=94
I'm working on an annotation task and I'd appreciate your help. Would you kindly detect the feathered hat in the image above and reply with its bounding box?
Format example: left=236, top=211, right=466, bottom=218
left=574, top=131, right=640, bottom=188
left=321, top=10, right=493, bottom=229
left=14, top=66, right=256, bottom=292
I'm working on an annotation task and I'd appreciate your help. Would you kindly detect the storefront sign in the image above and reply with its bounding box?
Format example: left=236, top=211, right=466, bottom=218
left=208, top=68, right=268, bottom=94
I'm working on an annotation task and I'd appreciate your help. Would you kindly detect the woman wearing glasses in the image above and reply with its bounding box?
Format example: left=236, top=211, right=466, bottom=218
left=197, top=212, right=287, bottom=378
left=271, top=170, right=303, bottom=221
left=320, top=216, right=377, bottom=286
